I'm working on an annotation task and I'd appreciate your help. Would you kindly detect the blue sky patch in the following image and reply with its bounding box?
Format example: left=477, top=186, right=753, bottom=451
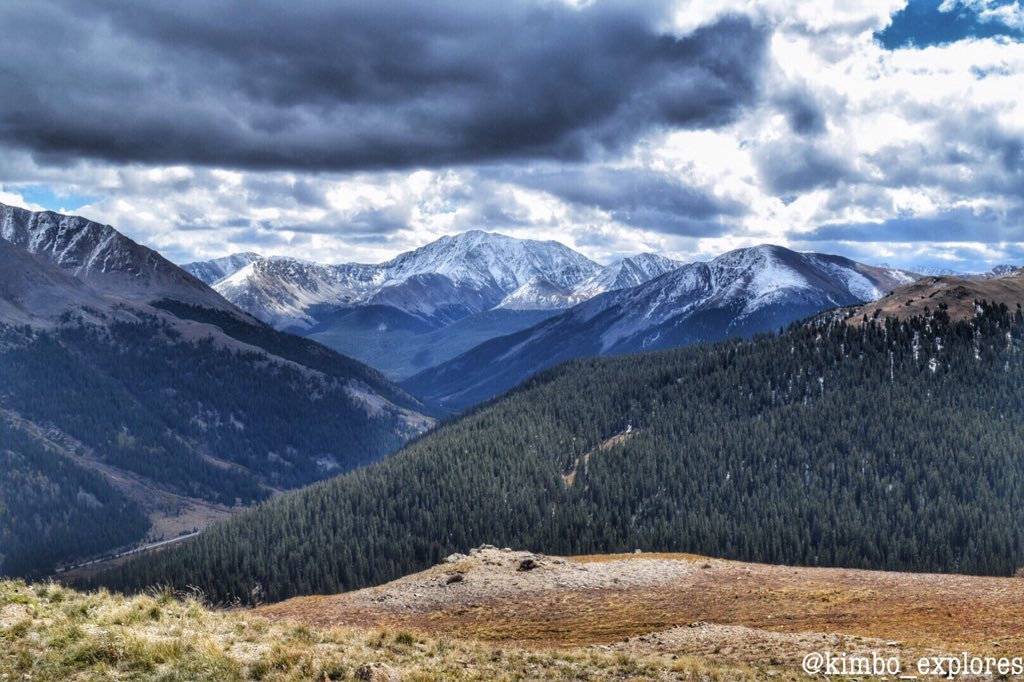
left=877, top=0, right=1023, bottom=48
left=11, top=185, right=98, bottom=213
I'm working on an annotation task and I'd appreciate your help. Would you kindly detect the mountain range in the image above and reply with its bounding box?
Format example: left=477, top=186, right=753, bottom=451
left=405, top=244, right=919, bottom=410
left=0, top=202, right=431, bottom=576
left=184, top=234, right=683, bottom=379
left=186, top=235, right=919, bottom=390
left=8, top=198, right=1022, bottom=581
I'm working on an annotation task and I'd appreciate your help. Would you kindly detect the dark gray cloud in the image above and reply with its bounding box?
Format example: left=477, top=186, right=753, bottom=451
left=777, top=89, right=827, bottom=136
left=241, top=177, right=329, bottom=209
left=505, top=167, right=744, bottom=236
left=0, top=1, right=768, bottom=172
left=802, top=208, right=1024, bottom=243
left=755, top=140, right=857, bottom=195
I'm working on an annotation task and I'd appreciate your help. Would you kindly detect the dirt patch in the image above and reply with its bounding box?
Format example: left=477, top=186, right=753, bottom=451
left=563, top=429, right=635, bottom=487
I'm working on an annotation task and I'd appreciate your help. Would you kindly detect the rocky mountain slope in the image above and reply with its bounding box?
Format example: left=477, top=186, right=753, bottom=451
left=0, top=237, right=113, bottom=326
left=0, top=204, right=432, bottom=577
left=0, top=203, right=233, bottom=313
left=405, top=244, right=918, bottom=410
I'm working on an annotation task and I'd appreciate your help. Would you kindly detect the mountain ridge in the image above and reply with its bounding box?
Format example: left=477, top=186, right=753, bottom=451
left=0, top=203, right=433, bottom=576
left=404, top=244, right=919, bottom=410
left=0, top=202, right=235, bottom=315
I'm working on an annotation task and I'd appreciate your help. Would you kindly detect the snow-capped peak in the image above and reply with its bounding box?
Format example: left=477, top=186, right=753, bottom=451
left=572, top=252, right=682, bottom=299
left=182, top=252, right=262, bottom=284
left=495, top=276, right=578, bottom=310
left=382, top=230, right=602, bottom=294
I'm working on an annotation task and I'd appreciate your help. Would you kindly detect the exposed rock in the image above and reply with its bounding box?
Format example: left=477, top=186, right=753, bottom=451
left=354, top=662, right=400, bottom=682
left=446, top=573, right=465, bottom=585
left=444, top=553, right=466, bottom=564
left=518, top=557, right=540, bottom=572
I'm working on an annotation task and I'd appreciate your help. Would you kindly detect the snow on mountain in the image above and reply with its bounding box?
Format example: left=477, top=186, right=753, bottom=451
left=381, top=230, right=601, bottom=294
left=875, top=261, right=1020, bottom=281
left=404, top=245, right=921, bottom=411
left=963, top=264, right=1022, bottom=280
left=571, top=253, right=682, bottom=300
left=495, top=276, right=577, bottom=310
left=214, top=258, right=385, bottom=330
left=590, top=245, right=916, bottom=350
left=182, top=252, right=262, bottom=284
left=0, top=202, right=234, bottom=313
left=211, top=231, right=604, bottom=327
left=986, top=264, right=1022, bottom=277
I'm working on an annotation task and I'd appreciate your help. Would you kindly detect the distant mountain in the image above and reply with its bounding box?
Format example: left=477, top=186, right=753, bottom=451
left=208, top=231, right=603, bottom=330
left=0, top=203, right=431, bottom=577
left=967, top=264, right=1022, bottom=280
left=404, top=245, right=919, bottom=411
left=571, top=253, right=682, bottom=300
left=495, top=276, right=577, bottom=310
left=182, top=252, right=262, bottom=285
left=213, top=258, right=383, bottom=330
left=189, top=234, right=687, bottom=378
left=876, top=262, right=1020, bottom=280
left=381, top=230, right=601, bottom=297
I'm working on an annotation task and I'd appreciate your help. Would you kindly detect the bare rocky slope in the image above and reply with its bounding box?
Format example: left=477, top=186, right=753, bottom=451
left=258, top=546, right=1023, bottom=678
left=850, top=269, right=1024, bottom=322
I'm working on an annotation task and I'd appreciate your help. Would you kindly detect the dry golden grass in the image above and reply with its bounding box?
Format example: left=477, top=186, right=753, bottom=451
left=850, top=271, right=1024, bottom=322
left=0, top=579, right=803, bottom=681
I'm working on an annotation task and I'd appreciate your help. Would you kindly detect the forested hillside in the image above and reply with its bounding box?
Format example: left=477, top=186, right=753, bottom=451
left=0, top=305, right=432, bottom=576
left=94, top=303, right=1024, bottom=603
left=0, top=419, right=149, bottom=577
left=0, top=207, right=437, bottom=577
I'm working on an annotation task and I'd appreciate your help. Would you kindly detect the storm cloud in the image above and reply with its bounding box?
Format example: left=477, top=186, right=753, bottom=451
left=506, top=166, right=744, bottom=236
left=0, top=1, right=768, bottom=171
left=1, top=0, right=1022, bottom=272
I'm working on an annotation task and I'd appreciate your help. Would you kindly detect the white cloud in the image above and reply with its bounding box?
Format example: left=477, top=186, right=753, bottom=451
left=1, top=1, right=1022, bottom=271
left=940, top=0, right=1024, bottom=28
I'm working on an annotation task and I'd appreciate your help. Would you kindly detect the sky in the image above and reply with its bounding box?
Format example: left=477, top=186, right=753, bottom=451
left=0, top=0, right=1022, bottom=271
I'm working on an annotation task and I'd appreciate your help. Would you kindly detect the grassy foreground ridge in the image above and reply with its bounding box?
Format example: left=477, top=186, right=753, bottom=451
left=0, top=580, right=807, bottom=681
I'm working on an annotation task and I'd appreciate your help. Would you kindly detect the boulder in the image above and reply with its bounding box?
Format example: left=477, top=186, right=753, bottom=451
left=354, top=663, right=400, bottom=682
